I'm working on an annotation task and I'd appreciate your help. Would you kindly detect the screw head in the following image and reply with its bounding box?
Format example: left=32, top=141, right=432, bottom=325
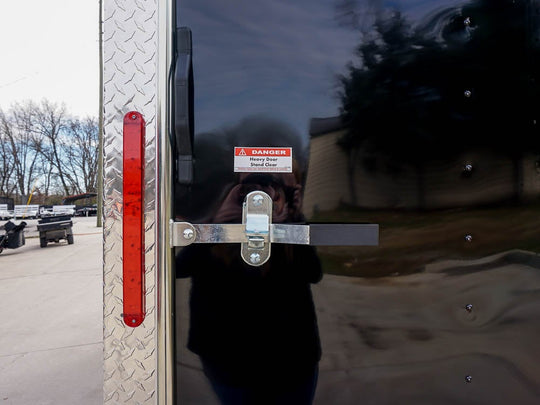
left=465, top=235, right=473, bottom=242
left=464, top=17, right=471, bottom=26
left=252, top=194, right=264, bottom=206
left=131, top=114, right=137, bottom=120
left=464, top=90, right=472, bottom=98
left=465, top=304, right=473, bottom=312
left=464, top=164, right=473, bottom=172
left=465, top=375, right=472, bottom=383
left=183, top=228, right=194, bottom=240
left=250, top=253, right=261, bottom=264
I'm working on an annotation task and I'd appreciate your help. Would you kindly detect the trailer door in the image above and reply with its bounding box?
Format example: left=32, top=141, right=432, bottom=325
left=173, top=1, right=540, bottom=404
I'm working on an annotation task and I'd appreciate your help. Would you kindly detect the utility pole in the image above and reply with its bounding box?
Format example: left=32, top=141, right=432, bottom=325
left=97, top=0, right=103, bottom=228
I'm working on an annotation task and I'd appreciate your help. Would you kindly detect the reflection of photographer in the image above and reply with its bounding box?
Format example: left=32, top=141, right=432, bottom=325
left=213, top=172, right=304, bottom=224
left=177, top=162, right=322, bottom=404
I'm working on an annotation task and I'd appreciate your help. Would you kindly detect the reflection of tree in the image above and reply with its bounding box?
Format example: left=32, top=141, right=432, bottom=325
left=338, top=0, right=540, bottom=208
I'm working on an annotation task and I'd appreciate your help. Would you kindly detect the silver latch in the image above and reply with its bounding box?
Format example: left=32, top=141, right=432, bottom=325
left=170, top=191, right=379, bottom=267
left=242, top=191, right=272, bottom=266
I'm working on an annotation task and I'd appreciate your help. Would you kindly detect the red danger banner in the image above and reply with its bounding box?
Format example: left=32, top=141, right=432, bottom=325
left=234, top=147, right=292, bottom=157
left=234, top=147, right=293, bottom=173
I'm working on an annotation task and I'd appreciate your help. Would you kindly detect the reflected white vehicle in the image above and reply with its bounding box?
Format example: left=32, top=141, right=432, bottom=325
left=0, top=204, right=12, bottom=220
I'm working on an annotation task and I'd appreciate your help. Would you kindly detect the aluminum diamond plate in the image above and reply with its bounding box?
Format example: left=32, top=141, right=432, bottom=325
left=103, top=0, right=158, bottom=403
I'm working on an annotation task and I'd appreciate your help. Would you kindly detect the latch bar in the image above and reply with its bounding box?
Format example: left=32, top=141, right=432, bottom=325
left=171, top=222, right=378, bottom=247
left=310, top=224, right=379, bottom=246
left=171, top=222, right=246, bottom=246
left=171, top=191, right=379, bottom=266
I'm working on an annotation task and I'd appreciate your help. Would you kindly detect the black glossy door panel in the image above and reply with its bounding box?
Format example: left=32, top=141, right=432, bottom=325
left=174, top=1, right=540, bottom=403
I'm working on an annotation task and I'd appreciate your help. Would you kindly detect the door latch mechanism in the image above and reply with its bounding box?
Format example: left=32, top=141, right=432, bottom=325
left=171, top=191, right=379, bottom=267
left=242, top=191, right=272, bottom=266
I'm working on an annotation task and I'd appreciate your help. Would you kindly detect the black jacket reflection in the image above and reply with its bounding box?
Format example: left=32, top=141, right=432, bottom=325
left=176, top=242, right=322, bottom=386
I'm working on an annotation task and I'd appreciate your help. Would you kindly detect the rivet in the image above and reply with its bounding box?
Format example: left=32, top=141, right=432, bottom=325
left=464, top=90, right=472, bottom=98
left=250, top=253, right=261, bottom=264
left=464, top=17, right=471, bottom=26
left=465, top=304, right=473, bottom=312
left=252, top=194, right=264, bottom=206
left=465, top=375, right=472, bottom=383
left=464, top=164, right=473, bottom=172
left=132, top=319, right=136, bottom=324
left=465, top=235, right=473, bottom=242
left=131, top=114, right=137, bottom=120
left=183, top=228, right=194, bottom=240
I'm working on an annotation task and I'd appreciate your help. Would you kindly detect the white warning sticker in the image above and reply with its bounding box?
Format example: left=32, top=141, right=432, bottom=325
left=234, top=147, right=292, bottom=173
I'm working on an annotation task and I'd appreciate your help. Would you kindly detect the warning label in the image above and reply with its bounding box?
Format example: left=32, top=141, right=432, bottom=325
left=234, top=147, right=292, bottom=173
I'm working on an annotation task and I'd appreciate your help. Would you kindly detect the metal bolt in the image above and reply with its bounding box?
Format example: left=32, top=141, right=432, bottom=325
left=250, top=253, right=261, bottom=264
left=464, top=17, right=471, bottom=26
left=464, top=164, right=473, bottom=172
left=183, top=228, right=194, bottom=240
left=465, top=304, right=473, bottom=312
left=464, top=90, right=472, bottom=98
left=252, top=194, right=264, bottom=207
left=465, top=235, right=473, bottom=242
left=131, top=114, right=137, bottom=120
left=465, top=375, right=472, bottom=383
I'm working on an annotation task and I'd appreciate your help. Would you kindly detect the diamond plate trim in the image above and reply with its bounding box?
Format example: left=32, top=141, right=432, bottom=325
left=103, top=0, right=158, bottom=403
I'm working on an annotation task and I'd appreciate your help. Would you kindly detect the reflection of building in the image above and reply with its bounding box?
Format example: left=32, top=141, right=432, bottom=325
left=303, top=117, right=349, bottom=218
left=303, top=116, right=540, bottom=218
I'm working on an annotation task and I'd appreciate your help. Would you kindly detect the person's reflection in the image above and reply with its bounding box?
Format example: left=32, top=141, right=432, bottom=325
left=176, top=168, right=322, bottom=405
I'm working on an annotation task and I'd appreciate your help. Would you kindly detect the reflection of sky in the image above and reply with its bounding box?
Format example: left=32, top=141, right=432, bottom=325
left=402, top=0, right=467, bottom=17
left=178, top=0, right=357, bottom=143
left=177, top=0, right=468, bottom=142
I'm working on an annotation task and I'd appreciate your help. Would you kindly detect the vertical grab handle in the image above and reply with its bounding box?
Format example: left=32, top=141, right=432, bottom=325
left=122, top=112, right=146, bottom=327
left=174, top=27, right=194, bottom=185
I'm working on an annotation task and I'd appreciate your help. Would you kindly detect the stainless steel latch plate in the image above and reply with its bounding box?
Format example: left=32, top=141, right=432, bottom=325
left=171, top=191, right=379, bottom=267
left=241, top=191, right=272, bottom=266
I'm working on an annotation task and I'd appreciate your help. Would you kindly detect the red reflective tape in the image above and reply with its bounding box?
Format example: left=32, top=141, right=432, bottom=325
left=122, top=111, right=145, bottom=327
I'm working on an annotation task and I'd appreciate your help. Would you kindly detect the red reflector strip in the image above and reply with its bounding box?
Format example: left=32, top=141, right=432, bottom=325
left=122, top=111, right=145, bottom=327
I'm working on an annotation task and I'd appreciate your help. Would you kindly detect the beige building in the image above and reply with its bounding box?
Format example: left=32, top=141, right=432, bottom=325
left=303, top=117, right=540, bottom=218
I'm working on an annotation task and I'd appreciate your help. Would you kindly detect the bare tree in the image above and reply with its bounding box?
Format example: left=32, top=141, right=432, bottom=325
left=0, top=99, right=99, bottom=202
left=64, top=117, right=99, bottom=193
left=32, top=100, right=71, bottom=195
left=0, top=109, right=16, bottom=197
left=3, top=102, right=41, bottom=202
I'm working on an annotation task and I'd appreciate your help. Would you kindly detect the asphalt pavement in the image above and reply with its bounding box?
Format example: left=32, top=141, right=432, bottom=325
left=0, top=217, right=103, bottom=405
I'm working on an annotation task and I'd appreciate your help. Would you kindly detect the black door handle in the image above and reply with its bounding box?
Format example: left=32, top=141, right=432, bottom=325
left=174, top=27, right=194, bottom=185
